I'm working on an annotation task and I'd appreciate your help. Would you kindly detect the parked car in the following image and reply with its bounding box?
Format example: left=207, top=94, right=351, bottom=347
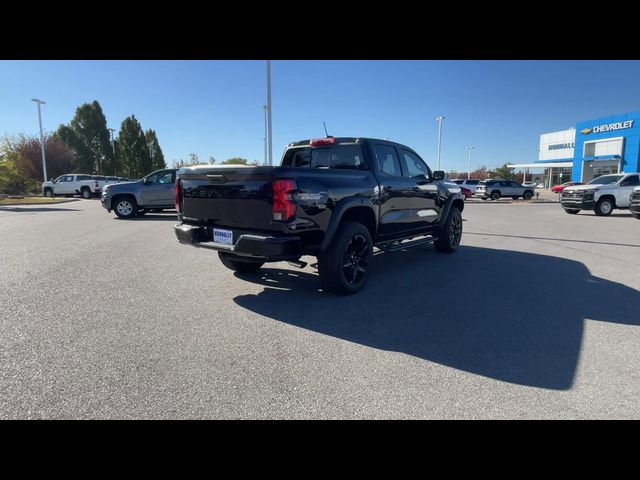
left=475, top=180, right=534, bottom=200
left=174, top=137, right=465, bottom=294
left=551, top=181, right=584, bottom=193
left=460, top=186, right=473, bottom=199
left=42, top=174, right=103, bottom=199
left=560, top=173, right=640, bottom=216
left=450, top=178, right=481, bottom=194
left=630, top=186, right=640, bottom=219
left=101, top=168, right=178, bottom=218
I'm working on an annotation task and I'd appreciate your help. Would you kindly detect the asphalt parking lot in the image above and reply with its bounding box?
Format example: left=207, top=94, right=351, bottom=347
left=1, top=199, right=639, bottom=419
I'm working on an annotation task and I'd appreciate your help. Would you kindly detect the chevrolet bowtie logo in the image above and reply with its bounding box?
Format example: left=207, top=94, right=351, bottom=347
left=580, top=128, right=592, bottom=134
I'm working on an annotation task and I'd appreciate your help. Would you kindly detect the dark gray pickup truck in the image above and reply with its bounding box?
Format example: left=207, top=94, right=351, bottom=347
left=174, top=137, right=464, bottom=294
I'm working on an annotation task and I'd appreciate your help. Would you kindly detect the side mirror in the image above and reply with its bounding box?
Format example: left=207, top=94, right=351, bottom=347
left=433, top=171, right=445, bottom=181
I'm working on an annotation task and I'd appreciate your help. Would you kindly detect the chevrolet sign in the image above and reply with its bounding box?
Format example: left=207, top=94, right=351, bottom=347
left=581, top=120, right=634, bottom=134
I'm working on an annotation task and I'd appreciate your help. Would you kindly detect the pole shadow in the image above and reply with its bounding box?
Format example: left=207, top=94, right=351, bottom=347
left=233, top=246, right=640, bottom=390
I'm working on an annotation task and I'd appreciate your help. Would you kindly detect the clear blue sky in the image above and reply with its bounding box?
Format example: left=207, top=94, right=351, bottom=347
left=2, top=60, right=640, bottom=172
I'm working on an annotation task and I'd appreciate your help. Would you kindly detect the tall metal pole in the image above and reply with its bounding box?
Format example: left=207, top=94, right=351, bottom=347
left=266, top=60, right=273, bottom=166
left=466, top=146, right=474, bottom=180
left=436, top=115, right=445, bottom=171
left=108, top=128, right=116, bottom=176
left=31, top=98, right=47, bottom=182
left=263, top=105, right=268, bottom=166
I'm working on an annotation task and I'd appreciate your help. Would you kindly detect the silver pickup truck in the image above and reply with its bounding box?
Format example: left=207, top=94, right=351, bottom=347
left=101, top=168, right=177, bottom=218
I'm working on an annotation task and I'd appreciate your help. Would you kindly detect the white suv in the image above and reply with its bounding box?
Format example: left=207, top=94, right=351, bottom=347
left=450, top=179, right=481, bottom=194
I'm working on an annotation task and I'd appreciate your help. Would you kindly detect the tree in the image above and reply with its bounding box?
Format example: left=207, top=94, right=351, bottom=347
left=56, top=101, right=113, bottom=174
left=117, top=115, right=149, bottom=179
left=145, top=129, right=166, bottom=171
left=0, top=134, right=77, bottom=194
left=493, top=163, right=516, bottom=180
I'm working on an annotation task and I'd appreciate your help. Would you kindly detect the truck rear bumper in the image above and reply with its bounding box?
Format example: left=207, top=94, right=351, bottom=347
left=174, top=224, right=303, bottom=261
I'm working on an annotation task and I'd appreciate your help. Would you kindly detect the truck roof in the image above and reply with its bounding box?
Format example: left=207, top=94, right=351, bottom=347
left=287, top=137, right=405, bottom=148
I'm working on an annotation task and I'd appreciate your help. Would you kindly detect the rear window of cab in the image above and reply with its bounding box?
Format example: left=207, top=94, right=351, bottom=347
left=282, top=144, right=368, bottom=171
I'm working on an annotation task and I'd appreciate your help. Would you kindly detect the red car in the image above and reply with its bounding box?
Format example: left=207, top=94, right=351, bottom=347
left=551, top=181, right=583, bottom=193
left=460, top=186, right=473, bottom=199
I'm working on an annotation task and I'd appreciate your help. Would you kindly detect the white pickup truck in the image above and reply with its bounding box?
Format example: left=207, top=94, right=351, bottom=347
left=42, top=174, right=105, bottom=199
left=560, top=173, right=640, bottom=216
left=630, top=186, right=640, bottom=219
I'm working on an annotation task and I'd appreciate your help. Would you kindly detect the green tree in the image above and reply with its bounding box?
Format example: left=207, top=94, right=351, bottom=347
left=493, top=163, right=516, bottom=180
left=145, top=129, right=166, bottom=171
left=56, top=101, right=113, bottom=174
left=117, top=115, right=149, bottom=178
left=0, top=134, right=77, bottom=194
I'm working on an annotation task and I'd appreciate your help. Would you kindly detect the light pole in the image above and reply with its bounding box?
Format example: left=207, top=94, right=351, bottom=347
left=31, top=98, right=47, bottom=182
left=108, top=128, right=116, bottom=176
left=263, top=104, right=268, bottom=166
left=148, top=141, right=154, bottom=169
left=266, top=60, right=273, bottom=166
left=435, top=115, right=445, bottom=171
left=466, top=146, right=475, bottom=180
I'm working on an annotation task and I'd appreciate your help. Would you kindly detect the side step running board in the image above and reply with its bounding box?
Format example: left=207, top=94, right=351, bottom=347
left=376, top=236, right=436, bottom=252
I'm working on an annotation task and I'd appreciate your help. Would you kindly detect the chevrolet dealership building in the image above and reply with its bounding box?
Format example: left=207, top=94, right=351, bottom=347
left=509, top=111, right=640, bottom=186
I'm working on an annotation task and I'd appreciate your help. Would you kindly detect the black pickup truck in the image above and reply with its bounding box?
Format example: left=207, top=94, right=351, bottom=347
left=174, top=137, right=464, bottom=294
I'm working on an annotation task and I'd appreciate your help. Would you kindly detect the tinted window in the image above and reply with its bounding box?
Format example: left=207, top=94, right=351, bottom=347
left=466, top=180, right=480, bottom=185
left=374, top=145, right=401, bottom=177
left=509, top=181, right=520, bottom=187
left=329, top=145, right=367, bottom=170
left=92, top=175, right=106, bottom=180
left=588, top=175, right=624, bottom=185
left=453, top=180, right=463, bottom=185
left=624, top=175, right=640, bottom=186
left=400, top=150, right=430, bottom=179
left=76, top=175, right=92, bottom=181
left=282, top=145, right=367, bottom=171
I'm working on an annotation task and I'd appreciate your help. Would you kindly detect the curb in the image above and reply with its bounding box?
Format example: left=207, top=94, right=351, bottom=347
left=0, top=198, right=80, bottom=206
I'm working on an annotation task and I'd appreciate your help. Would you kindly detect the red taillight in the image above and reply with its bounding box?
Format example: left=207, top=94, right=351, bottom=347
left=175, top=179, right=182, bottom=212
left=273, top=179, right=296, bottom=221
left=309, top=137, right=336, bottom=147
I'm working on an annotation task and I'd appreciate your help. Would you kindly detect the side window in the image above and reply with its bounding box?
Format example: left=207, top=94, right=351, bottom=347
left=65, top=176, right=74, bottom=182
left=454, top=180, right=463, bottom=185
left=625, top=175, right=639, bottom=186
left=467, top=180, right=480, bottom=185
left=144, top=172, right=162, bottom=184
left=158, top=171, right=175, bottom=184
left=374, top=145, right=402, bottom=177
left=400, top=150, right=430, bottom=179
left=510, top=181, right=519, bottom=187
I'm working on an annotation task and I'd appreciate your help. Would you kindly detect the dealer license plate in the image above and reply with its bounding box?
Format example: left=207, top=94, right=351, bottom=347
left=213, top=228, right=233, bottom=245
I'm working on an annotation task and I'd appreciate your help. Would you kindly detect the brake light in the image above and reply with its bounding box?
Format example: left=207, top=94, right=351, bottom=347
left=309, top=137, right=336, bottom=147
left=273, top=179, right=296, bottom=221
left=175, top=179, right=182, bottom=212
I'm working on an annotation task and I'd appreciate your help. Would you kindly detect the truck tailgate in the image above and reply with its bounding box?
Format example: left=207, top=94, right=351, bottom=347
left=179, top=165, right=276, bottom=231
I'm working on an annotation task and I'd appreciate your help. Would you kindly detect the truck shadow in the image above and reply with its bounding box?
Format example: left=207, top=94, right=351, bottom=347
left=233, top=246, right=640, bottom=390
left=114, top=213, right=177, bottom=221
left=0, top=206, right=82, bottom=212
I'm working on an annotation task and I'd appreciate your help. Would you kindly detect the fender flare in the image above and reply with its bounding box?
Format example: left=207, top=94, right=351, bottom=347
left=319, top=197, right=378, bottom=251
left=438, top=194, right=465, bottom=228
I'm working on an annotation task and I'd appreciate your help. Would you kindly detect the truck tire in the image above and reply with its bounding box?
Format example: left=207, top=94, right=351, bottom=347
left=523, top=191, right=533, bottom=200
left=594, top=198, right=614, bottom=216
left=113, top=196, right=138, bottom=218
left=434, top=206, right=462, bottom=253
left=43, top=188, right=53, bottom=198
left=317, top=221, right=372, bottom=295
left=218, top=252, right=264, bottom=273
left=490, top=191, right=501, bottom=201
left=564, top=209, right=579, bottom=215
left=81, top=187, right=92, bottom=199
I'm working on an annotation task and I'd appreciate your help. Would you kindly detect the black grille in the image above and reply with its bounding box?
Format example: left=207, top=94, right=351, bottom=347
left=561, top=191, right=584, bottom=201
